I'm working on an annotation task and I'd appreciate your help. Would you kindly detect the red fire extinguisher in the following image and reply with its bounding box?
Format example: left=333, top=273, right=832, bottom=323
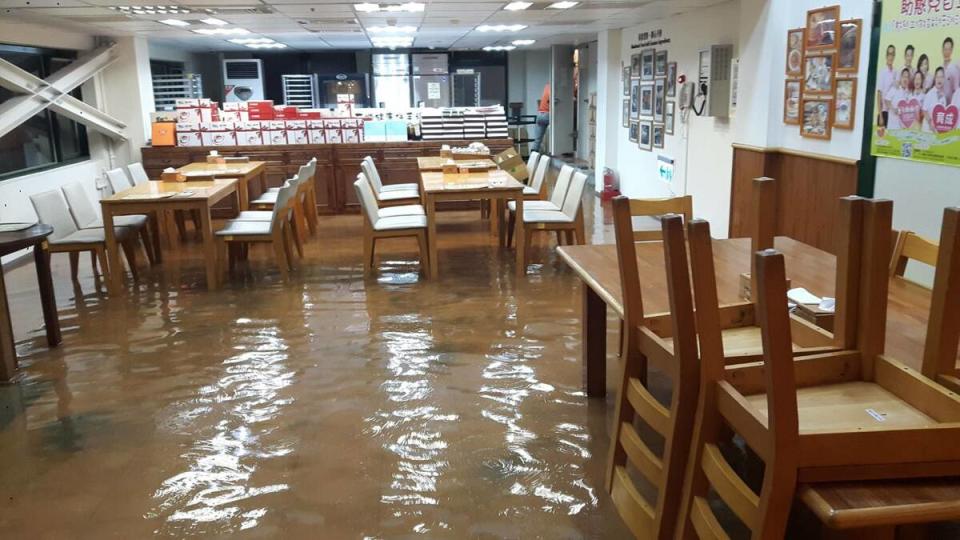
left=601, top=167, right=620, bottom=200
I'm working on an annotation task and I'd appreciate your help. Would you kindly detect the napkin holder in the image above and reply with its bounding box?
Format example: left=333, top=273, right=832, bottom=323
left=442, top=162, right=459, bottom=174
left=206, top=155, right=226, bottom=164
left=224, top=156, right=250, bottom=163
left=161, top=171, right=186, bottom=183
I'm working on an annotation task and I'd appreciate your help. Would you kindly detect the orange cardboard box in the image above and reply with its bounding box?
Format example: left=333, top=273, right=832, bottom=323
left=151, top=122, right=176, bottom=147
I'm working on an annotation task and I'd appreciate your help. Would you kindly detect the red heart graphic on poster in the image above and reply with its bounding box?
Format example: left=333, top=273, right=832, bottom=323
left=897, top=99, right=921, bottom=128
left=931, top=104, right=960, bottom=133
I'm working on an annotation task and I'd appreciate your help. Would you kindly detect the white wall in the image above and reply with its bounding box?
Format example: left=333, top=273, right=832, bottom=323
left=148, top=41, right=198, bottom=73
left=595, top=29, right=621, bottom=188
left=507, top=49, right=550, bottom=115
left=613, top=1, right=740, bottom=236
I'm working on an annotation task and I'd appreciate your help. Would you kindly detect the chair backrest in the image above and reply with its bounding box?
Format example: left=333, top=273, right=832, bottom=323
left=606, top=213, right=701, bottom=539
left=526, top=151, right=540, bottom=173
left=621, top=195, right=694, bottom=242
left=126, top=162, right=150, bottom=186
left=270, top=180, right=297, bottom=229
left=548, top=165, right=575, bottom=207
left=921, top=207, right=960, bottom=388
left=360, top=156, right=384, bottom=193
left=61, top=182, right=100, bottom=228
left=105, top=168, right=132, bottom=194
left=560, top=170, right=588, bottom=219
left=890, top=230, right=939, bottom=280
left=354, top=173, right=381, bottom=227
left=529, top=154, right=549, bottom=192
left=29, top=189, right=80, bottom=241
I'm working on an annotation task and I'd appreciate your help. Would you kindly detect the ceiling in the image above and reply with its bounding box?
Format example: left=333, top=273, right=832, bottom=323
left=0, top=0, right=731, bottom=52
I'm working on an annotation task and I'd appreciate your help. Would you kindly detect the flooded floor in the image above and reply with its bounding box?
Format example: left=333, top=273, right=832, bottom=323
left=0, top=196, right=633, bottom=538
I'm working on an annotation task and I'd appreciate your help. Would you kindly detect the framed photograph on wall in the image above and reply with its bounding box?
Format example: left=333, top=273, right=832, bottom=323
left=655, top=50, right=668, bottom=77
left=666, top=62, right=677, bottom=97
left=665, top=101, right=676, bottom=135
left=837, top=19, right=861, bottom=73
left=630, top=79, right=641, bottom=120
left=639, top=121, right=653, bottom=150
left=630, top=53, right=641, bottom=77
left=806, top=5, right=840, bottom=51
left=641, top=48, right=655, bottom=80
left=653, top=124, right=665, bottom=149
left=786, top=27, right=804, bottom=76
left=784, top=80, right=801, bottom=125
left=801, top=97, right=833, bottom=139
left=623, top=66, right=631, bottom=95
left=640, top=82, right=654, bottom=117
left=834, top=78, right=857, bottom=129
left=803, top=53, right=835, bottom=96
left=622, top=98, right=630, bottom=127
left=653, top=78, right=666, bottom=122
left=629, top=121, right=639, bottom=143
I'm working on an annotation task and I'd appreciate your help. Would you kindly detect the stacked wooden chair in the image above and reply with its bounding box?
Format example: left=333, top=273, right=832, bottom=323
left=674, top=199, right=960, bottom=539
left=251, top=159, right=317, bottom=249
left=890, top=228, right=939, bottom=280
left=919, top=208, right=960, bottom=393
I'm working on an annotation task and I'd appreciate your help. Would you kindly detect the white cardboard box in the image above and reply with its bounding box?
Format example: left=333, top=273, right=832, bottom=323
left=201, top=131, right=237, bottom=147
left=236, top=130, right=263, bottom=145
left=177, top=131, right=202, bottom=147
left=306, top=120, right=325, bottom=129
left=262, top=130, right=288, bottom=145
left=324, top=128, right=342, bottom=143
left=285, top=120, right=307, bottom=130
left=175, top=108, right=201, bottom=124
left=323, top=119, right=341, bottom=129
left=175, top=98, right=200, bottom=108
left=238, top=121, right=262, bottom=130
left=342, top=128, right=360, bottom=143
left=308, top=129, right=326, bottom=144
left=286, top=129, right=308, bottom=144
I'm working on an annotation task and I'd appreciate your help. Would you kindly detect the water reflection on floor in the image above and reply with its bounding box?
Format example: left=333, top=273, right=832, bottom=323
left=0, top=196, right=631, bottom=538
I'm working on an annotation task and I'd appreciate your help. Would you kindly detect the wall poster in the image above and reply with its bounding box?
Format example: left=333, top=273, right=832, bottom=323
left=871, top=1, right=960, bottom=167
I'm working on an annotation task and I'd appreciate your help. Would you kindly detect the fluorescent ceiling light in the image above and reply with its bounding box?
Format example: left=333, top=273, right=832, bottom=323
left=512, top=39, right=535, bottom=45
left=477, top=24, right=527, bottom=32
left=547, top=1, right=579, bottom=8
left=371, top=36, right=414, bottom=49
left=354, top=3, right=379, bottom=12
left=112, top=5, right=189, bottom=14
left=229, top=38, right=275, bottom=44
left=483, top=45, right=516, bottom=51
left=367, top=25, right=417, bottom=33
left=192, top=27, right=250, bottom=35
left=503, top=2, right=532, bottom=10
left=246, top=43, right=287, bottom=49
left=201, top=17, right=228, bottom=26
left=354, top=2, right=424, bottom=13
left=159, top=19, right=190, bottom=27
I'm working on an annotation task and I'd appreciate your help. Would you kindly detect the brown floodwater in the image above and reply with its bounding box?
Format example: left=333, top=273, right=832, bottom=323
left=0, top=195, right=634, bottom=538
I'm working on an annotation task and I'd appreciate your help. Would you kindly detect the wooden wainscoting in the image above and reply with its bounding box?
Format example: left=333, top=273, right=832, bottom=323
left=729, top=144, right=859, bottom=253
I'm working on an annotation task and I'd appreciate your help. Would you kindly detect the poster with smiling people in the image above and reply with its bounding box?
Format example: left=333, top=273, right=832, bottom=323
left=872, top=0, right=960, bottom=167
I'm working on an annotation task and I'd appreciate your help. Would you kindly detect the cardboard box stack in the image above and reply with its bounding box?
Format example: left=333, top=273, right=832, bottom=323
left=481, top=106, right=509, bottom=139
left=420, top=110, right=444, bottom=141
left=441, top=110, right=465, bottom=139
left=464, top=110, right=486, bottom=139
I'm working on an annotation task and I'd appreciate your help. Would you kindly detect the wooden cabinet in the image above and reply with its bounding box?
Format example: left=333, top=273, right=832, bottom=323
left=140, top=139, right=513, bottom=215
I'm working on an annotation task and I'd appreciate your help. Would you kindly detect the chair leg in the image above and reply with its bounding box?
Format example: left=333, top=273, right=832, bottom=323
left=304, top=191, right=319, bottom=234
left=363, top=228, right=373, bottom=277
left=140, top=228, right=156, bottom=266
left=289, top=217, right=304, bottom=259
left=575, top=212, right=586, bottom=245
left=94, top=246, right=111, bottom=289
left=121, top=240, right=139, bottom=282
left=191, top=209, right=202, bottom=240
left=282, top=224, right=297, bottom=270
left=555, top=230, right=564, bottom=246
left=272, top=234, right=290, bottom=281
left=216, top=238, right=228, bottom=280
left=89, top=251, right=99, bottom=278
left=69, top=252, right=79, bottom=282
left=507, top=211, right=516, bottom=248
left=523, top=229, right=534, bottom=265
left=416, top=230, right=430, bottom=279
left=174, top=211, right=189, bottom=242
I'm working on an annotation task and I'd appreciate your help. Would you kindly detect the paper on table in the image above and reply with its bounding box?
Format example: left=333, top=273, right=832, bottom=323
left=818, top=297, right=836, bottom=313
left=787, top=287, right=821, bottom=305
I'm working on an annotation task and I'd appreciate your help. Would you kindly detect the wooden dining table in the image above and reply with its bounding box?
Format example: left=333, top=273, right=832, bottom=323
left=420, top=169, right=525, bottom=278
left=100, top=179, right=239, bottom=295
left=557, top=236, right=946, bottom=399
left=176, top=161, right=266, bottom=211
left=416, top=156, right=497, bottom=171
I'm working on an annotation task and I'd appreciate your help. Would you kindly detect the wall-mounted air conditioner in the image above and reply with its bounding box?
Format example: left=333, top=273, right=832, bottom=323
left=223, top=59, right=264, bottom=102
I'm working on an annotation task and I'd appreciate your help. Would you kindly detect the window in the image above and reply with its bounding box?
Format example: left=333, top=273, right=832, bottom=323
left=0, top=44, right=90, bottom=181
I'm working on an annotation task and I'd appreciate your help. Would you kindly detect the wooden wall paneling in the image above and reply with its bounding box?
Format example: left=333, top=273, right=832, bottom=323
left=729, top=146, right=777, bottom=241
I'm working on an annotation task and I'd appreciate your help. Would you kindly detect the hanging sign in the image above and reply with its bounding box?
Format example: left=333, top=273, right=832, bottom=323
left=871, top=2, right=960, bottom=167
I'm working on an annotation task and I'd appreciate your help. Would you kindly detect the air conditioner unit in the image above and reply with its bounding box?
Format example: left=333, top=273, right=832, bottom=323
left=223, top=59, right=264, bottom=102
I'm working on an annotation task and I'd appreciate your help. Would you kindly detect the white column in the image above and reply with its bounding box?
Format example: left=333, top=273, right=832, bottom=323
left=594, top=28, right=621, bottom=191
left=97, top=36, right=155, bottom=164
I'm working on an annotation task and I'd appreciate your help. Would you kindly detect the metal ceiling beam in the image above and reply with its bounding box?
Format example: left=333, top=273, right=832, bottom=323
left=0, top=44, right=128, bottom=141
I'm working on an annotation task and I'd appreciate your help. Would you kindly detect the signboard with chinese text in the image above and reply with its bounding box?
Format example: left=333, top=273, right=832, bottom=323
left=871, top=0, right=960, bottom=167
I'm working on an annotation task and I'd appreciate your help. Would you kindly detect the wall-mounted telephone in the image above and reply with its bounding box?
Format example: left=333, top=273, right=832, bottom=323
left=679, top=82, right=696, bottom=112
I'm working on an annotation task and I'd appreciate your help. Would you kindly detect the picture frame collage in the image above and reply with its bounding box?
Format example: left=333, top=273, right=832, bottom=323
left=784, top=5, right=861, bottom=139
left=624, top=46, right=677, bottom=150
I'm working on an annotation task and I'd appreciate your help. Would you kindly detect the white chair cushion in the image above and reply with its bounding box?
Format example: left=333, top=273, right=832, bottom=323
left=376, top=189, right=420, bottom=202
left=379, top=205, right=425, bottom=218
left=523, top=209, right=575, bottom=224
left=234, top=210, right=273, bottom=221
left=266, top=187, right=281, bottom=193
left=522, top=185, right=539, bottom=196
left=216, top=220, right=273, bottom=236
left=113, top=215, right=148, bottom=228
left=49, top=228, right=108, bottom=245
left=374, top=215, right=427, bottom=231
left=252, top=192, right=279, bottom=205
left=508, top=200, right=560, bottom=212
left=381, top=182, right=419, bottom=193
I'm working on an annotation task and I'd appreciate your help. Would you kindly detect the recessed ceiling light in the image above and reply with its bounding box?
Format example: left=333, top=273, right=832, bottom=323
left=159, top=19, right=190, bottom=27
left=201, top=17, right=228, bottom=26
left=192, top=27, right=250, bottom=35
left=512, top=39, right=535, bottom=45
left=503, top=2, right=532, bottom=10
left=354, top=2, right=379, bottom=12
left=477, top=24, right=526, bottom=32
left=547, top=1, right=579, bottom=8
left=483, top=45, right=516, bottom=51
left=229, top=38, right=275, bottom=44
left=367, top=25, right=417, bottom=33
left=354, top=2, right=424, bottom=13
left=371, top=36, right=414, bottom=49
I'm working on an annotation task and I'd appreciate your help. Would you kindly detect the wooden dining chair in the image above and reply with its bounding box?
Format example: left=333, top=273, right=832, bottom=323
left=354, top=174, right=429, bottom=279
left=920, top=207, right=960, bottom=393
left=606, top=213, right=700, bottom=540
left=677, top=200, right=960, bottom=540
left=61, top=182, right=158, bottom=266
left=256, top=158, right=319, bottom=237
left=216, top=182, right=298, bottom=282
left=505, top=164, right=575, bottom=246
left=360, top=156, right=420, bottom=206
left=125, top=162, right=151, bottom=187
left=514, top=169, right=589, bottom=271
left=890, top=229, right=939, bottom=280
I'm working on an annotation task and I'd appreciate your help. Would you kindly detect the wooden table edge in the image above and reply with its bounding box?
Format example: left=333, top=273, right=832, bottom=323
left=557, top=246, right=624, bottom=316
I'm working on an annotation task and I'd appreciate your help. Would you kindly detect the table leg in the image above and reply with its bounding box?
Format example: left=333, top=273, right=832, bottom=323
left=0, top=268, right=16, bottom=380
left=489, top=197, right=499, bottom=238
left=258, top=170, right=267, bottom=198
left=103, top=206, right=124, bottom=296
left=149, top=211, right=163, bottom=264
left=498, top=199, right=507, bottom=248
left=515, top=196, right=526, bottom=277
left=199, top=203, right=219, bottom=290
left=583, top=284, right=607, bottom=398
left=33, top=240, right=61, bottom=348
left=426, top=193, right=439, bottom=278
left=238, top=176, right=250, bottom=212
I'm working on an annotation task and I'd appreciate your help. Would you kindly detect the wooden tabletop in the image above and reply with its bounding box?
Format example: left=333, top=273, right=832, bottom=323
left=557, top=236, right=952, bottom=372
left=420, top=170, right=524, bottom=195
left=0, top=223, right=54, bottom=255
left=101, top=179, right=239, bottom=205
left=177, top=161, right=265, bottom=178
left=416, top=156, right=497, bottom=171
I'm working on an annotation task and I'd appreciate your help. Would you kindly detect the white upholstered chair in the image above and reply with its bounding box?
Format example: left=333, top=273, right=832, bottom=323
left=360, top=157, right=420, bottom=204
left=515, top=170, right=588, bottom=271
left=354, top=174, right=429, bottom=278
left=125, top=162, right=151, bottom=186
left=61, top=182, right=156, bottom=265
left=216, top=182, right=299, bottom=282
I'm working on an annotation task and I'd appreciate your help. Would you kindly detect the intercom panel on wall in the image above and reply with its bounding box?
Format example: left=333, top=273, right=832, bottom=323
left=697, top=44, right=734, bottom=117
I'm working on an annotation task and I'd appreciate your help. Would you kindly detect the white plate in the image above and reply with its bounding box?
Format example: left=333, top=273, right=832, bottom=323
left=0, top=222, right=36, bottom=232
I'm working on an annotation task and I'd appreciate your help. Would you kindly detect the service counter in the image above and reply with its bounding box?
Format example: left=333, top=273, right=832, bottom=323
left=140, top=138, right=514, bottom=215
